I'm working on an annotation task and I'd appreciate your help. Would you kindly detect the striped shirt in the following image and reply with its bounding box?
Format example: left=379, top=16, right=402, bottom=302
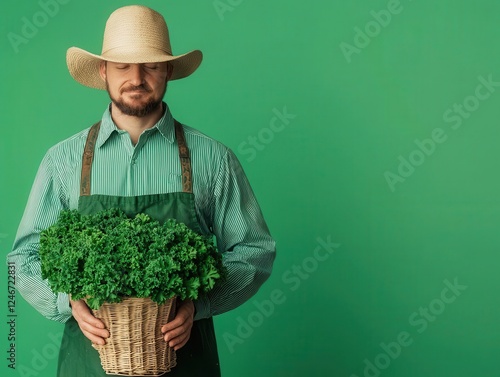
left=7, top=103, right=276, bottom=323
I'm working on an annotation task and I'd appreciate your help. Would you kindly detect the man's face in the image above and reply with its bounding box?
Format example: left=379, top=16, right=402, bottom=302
left=99, top=61, right=171, bottom=117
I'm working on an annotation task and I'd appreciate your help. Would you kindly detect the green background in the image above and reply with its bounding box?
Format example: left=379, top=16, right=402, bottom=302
left=1, top=0, right=499, bottom=376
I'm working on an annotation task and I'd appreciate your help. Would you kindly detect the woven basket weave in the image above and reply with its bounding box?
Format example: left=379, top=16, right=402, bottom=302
left=91, top=297, right=177, bottom=376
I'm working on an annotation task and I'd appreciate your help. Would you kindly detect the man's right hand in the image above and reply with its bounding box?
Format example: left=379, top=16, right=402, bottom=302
left=70, top=298, right=109, bottom=345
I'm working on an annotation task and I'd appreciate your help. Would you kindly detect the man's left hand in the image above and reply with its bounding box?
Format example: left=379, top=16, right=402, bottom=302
left=161, top=299, right=195, bottom=350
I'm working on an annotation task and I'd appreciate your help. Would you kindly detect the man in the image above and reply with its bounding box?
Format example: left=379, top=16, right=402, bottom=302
left=7, top=5, right=275, bottom=376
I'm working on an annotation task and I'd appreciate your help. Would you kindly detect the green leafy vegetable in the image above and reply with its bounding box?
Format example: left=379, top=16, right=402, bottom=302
left=39, top=208, right=226, bottom=309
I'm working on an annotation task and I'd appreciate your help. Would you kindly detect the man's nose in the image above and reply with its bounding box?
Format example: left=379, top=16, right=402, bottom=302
left=129, top=64, right=145, bottom=86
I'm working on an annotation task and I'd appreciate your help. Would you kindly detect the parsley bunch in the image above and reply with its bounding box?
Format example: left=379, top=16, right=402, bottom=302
left=39, top=208, right=226, bottom=310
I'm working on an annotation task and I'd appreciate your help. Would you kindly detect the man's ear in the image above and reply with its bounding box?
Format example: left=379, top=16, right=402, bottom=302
left=166, top=62, right=173, bottom=81
left=99, top=61, right=107, bottom=81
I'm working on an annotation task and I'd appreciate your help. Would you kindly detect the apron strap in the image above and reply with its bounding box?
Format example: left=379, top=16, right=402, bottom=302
left=80, top=121, right=101, bottom=197
left=80, top=119, right=193, bottom=196
left=174, top=120, right=193, bottom=194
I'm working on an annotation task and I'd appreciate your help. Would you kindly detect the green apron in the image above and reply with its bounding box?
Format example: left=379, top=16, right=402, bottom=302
left=57, top=120, right=221, bottom=377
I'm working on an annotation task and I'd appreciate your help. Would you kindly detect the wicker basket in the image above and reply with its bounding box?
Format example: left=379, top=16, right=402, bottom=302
left=90, top=297, right=177, bottom=376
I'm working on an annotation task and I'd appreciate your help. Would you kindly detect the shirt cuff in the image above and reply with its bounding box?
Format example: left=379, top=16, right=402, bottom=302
left=57, top=293, right=72, bottom=318
left=193, top=295, right=211, bottom=321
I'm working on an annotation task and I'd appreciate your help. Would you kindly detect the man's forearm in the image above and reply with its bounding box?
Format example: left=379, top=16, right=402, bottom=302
left=193, top=241, right=275, bottom=320
left=8, top=244, right=72, bottom=323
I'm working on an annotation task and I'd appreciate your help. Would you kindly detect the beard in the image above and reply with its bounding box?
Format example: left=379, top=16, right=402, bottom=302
left=106, top=80, right=167, bottom=117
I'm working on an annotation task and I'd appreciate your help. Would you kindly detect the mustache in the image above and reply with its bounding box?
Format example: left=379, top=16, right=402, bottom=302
left=121, top=84, right=152, bottom=93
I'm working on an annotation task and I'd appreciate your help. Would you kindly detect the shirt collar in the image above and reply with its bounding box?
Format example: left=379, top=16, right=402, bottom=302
left=96, top=102, right=176, bottom=148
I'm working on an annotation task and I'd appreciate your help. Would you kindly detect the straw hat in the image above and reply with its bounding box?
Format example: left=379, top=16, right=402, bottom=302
left=66, top=5, right=202, bottom=90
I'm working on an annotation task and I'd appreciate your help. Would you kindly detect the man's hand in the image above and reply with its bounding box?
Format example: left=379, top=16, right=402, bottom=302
left=70, top=298, right=109, bottom=345
left=161, top=300, right=194, bottom=350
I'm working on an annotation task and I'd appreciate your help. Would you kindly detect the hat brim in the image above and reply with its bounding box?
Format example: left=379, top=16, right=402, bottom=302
left=66, top=47, right=203, bottom=90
